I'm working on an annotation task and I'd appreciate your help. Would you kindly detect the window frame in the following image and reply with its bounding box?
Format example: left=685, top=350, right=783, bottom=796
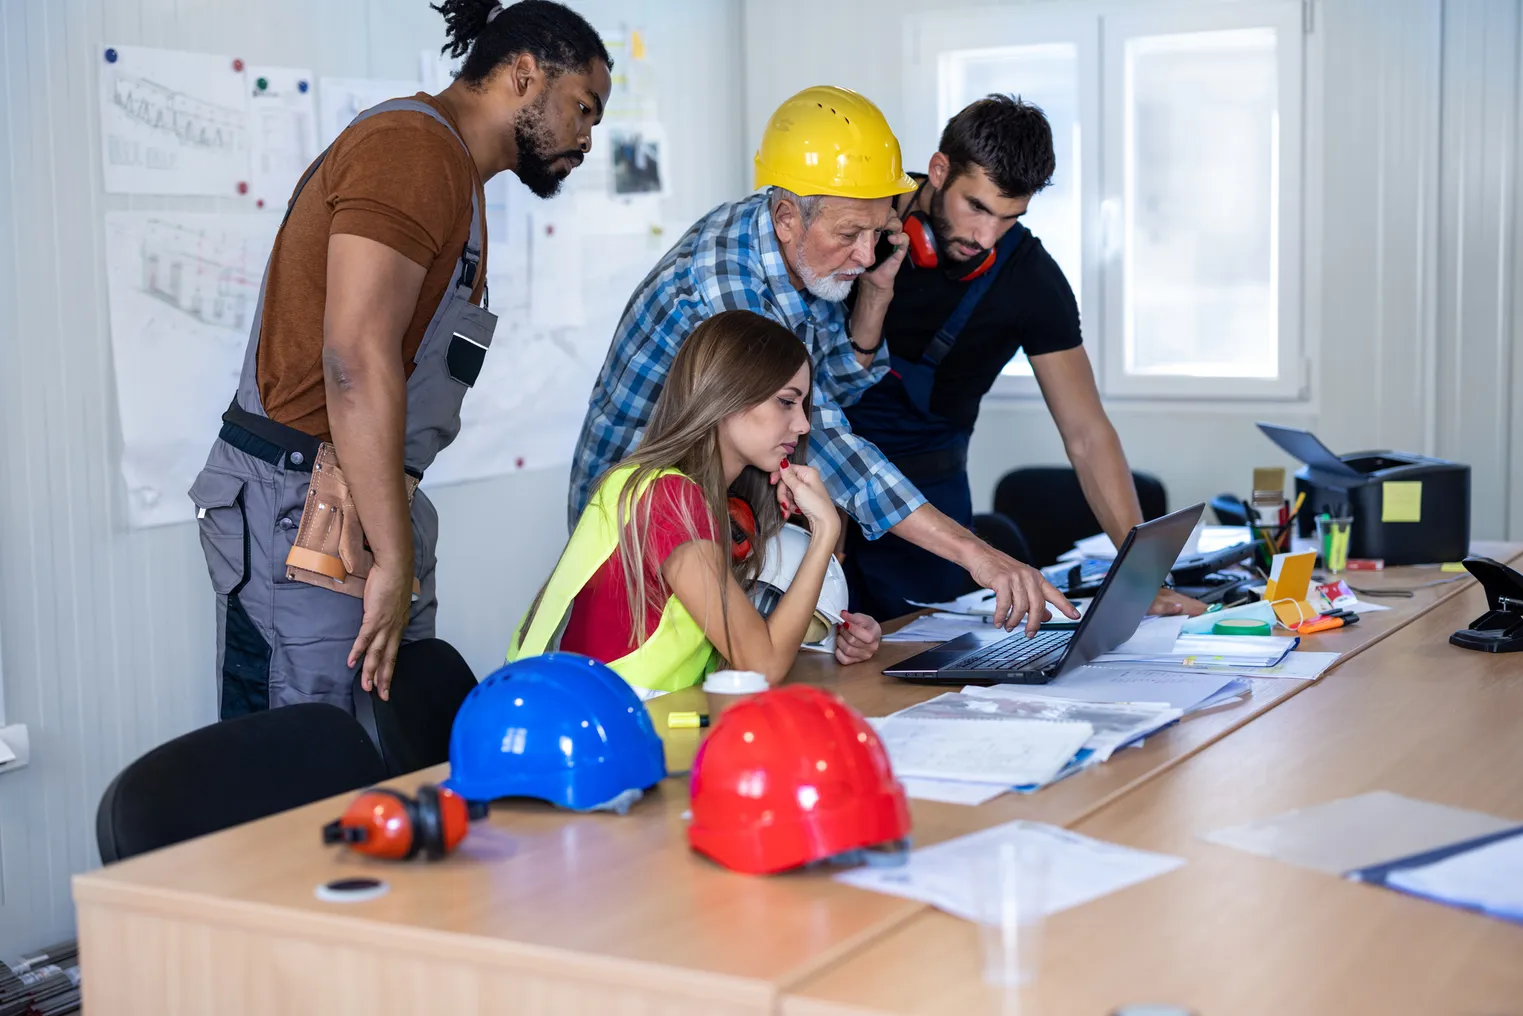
left=903, top=0, right=1309, bottom=404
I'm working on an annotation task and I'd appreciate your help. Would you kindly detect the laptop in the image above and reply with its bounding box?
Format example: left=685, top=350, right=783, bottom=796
left=885, top=502, right=1206, bottom=685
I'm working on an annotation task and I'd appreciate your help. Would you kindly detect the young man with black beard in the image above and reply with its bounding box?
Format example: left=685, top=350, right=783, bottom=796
left=188, top=0, right=612, bottom=716
left=842, top=95, right=1206, bottom=620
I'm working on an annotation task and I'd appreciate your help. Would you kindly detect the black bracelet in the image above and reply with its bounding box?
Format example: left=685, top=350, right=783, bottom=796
left=849, top=338, right=881, bottom=355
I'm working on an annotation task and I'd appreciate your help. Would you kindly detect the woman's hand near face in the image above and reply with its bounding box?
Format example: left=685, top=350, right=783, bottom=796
left=776, top=462, right=838, bottom=539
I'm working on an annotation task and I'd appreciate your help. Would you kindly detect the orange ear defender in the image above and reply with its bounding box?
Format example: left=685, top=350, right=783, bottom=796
left=729, top=495, right=757, bottom=563
left=322, top=784, right=489, bottom=861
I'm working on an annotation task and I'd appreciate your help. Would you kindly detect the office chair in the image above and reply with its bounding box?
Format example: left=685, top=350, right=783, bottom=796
left=96, top=703, right=385, bottom=864
left=354, top=638, right=478, bottom=778
left=962, top=512, right=1037, bottom=593
left=991, top=466, right=1168, bottom=568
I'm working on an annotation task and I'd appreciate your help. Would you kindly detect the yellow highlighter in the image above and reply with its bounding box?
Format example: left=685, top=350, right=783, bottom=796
left=667, top=711, right=710, bottom=730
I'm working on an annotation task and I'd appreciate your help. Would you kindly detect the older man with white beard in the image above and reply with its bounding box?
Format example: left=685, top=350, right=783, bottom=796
left=568, top=86, right=1076, bottom=634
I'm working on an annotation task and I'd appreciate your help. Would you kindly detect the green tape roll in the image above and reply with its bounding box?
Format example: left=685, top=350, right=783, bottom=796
left=1213, top=618, right=1272, bottom=636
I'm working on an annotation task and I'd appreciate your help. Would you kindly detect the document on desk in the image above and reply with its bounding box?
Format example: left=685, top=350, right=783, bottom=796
left=1013, top=665, right=1240, bottom=711
left=836, top=819, right=1186, bottom=922
left=1095, top=634, right=1299, bottom=669
left=1203, top=791, right=1522, bottom=876
left=1091, top=650, right=1338, bottom=682
left=898, top=776, right=1010, bottom=807
left=882, top=614, right=985, bottom=644
left=1349, top=827, right=1523, bottom=925
left=869, top=715, right=1093, bottom=787
left=899, top=691, right=1180, bottom=763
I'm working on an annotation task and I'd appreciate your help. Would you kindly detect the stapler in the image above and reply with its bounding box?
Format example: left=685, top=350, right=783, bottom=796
left=1449, top=557, right=1523, bottom=653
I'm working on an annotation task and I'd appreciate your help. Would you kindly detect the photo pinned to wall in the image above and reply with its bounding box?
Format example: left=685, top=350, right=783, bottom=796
left=247, top=66, right=318, bottom=211
left=98, top=45, right=251, bottom=196
left=318, top=77, right=422, bottom=145
left=609, top=123, right=668, bottom=197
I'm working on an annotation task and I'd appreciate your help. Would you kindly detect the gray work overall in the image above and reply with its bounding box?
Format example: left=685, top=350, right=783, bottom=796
left=188, top=99, right=497, bottom=718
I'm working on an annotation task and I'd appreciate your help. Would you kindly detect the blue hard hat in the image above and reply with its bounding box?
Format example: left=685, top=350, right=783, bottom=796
left=443, top=652, right=667, bottom=812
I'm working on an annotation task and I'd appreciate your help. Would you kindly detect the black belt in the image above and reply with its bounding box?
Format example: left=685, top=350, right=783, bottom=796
left=219, top=400, right=425, bottom=479
left=220, top=401, right=320, bottom=472
left=888, top=445, right=968, bottom=484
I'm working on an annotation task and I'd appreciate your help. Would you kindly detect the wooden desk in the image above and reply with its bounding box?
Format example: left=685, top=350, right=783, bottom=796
left=74, top=549, right=1518, bottom=1016
left=783, top=550, right=1523, bottom=1016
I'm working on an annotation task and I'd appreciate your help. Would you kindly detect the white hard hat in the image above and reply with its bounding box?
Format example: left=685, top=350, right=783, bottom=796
left=748, top=523, right=848, bottom=654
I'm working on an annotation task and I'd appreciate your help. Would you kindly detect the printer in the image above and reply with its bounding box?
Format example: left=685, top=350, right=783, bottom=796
left=1257, top=423, right=1470, bottom=566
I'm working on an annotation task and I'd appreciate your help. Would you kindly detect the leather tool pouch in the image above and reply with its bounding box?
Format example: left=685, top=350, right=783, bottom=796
left=284, top=443, right=421, bottom=599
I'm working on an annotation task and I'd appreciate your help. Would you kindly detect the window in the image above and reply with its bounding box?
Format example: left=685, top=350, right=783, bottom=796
left=904, top=1, right=1306, bottom=399
left=940, top=43, right=1083, bottom=377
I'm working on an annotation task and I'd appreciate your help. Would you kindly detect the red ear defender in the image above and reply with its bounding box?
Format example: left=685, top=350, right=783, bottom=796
left=322, top=784, right=488, bottom=861
left=902, top=212, right=939, bottom=269
left=901, top=210, right=997, bottom=282
left=728, top=496, right=757, bottom=563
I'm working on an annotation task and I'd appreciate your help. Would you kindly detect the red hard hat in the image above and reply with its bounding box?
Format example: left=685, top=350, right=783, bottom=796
left=687, top=685, right=911, bottom=874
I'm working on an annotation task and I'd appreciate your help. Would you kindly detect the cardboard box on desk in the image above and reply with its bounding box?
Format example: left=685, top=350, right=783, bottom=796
left=1257, top=423, right=1470, bottom=566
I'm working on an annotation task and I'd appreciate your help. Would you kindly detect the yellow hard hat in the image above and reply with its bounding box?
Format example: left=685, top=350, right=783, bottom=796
left=753, top=86, right=917, bottom=200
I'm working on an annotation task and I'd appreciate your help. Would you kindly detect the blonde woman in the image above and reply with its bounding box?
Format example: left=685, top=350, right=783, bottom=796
left=511, top=310, right=882, bottom=694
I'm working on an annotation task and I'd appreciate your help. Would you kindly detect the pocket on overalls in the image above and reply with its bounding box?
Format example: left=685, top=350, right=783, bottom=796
left=189, top=470, right=248, bottom=596
left=443, top=300, right=498, bottom=387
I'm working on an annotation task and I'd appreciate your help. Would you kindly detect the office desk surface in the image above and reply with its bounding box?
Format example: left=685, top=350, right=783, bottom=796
left=74, top=547, right=1519, bottom=1016
left=783, top=556, right=1523, bottom=1016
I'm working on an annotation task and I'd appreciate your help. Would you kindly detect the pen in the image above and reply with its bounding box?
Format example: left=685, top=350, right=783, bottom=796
left=667, top=711, right=710, bottom=729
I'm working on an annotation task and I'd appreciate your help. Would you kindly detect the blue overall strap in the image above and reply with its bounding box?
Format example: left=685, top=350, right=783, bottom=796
left=920, top=223, right=1027, bottom=367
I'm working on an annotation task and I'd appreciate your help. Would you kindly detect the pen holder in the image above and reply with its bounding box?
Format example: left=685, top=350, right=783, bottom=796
left=1248, top=523, right=1290, bottom=573
left=1315, top=516, right=1354, bottom=573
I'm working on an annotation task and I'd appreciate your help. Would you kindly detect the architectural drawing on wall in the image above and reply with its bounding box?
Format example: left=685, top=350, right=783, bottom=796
left=423, top=214, right=670, bottom=490
left=105, top=212, right=280, bottom=528
left=248, top=65, right=318, bottom=211
left=318, top=77, right=422, bottom=145
left=98, top=45, right=251, bottom=196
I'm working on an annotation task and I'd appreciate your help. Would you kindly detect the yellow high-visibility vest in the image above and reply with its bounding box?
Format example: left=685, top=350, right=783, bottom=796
left=509, top=465, right=716, bottom=693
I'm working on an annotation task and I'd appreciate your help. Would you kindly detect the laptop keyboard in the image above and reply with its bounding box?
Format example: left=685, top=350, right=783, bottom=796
left=955, top=629, right=1073, bottom=671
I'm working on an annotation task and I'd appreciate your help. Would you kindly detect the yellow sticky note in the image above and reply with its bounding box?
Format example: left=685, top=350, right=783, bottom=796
left=1382, top=481, right=1423, bottom=522
left=1441, top=562, right=1467, bottom=573
left=630, top=30, right=646, bottom=60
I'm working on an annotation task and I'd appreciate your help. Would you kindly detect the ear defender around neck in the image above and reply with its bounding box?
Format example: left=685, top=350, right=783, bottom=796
left=729, top=496, right=757, bottom=563
left=901, top=210, right=997, bottom=281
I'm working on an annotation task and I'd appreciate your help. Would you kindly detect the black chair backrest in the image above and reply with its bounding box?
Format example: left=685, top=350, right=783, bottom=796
left=1211, top=494, right=1250, bottom=526
left=992, top=466, right=1169, bottom=568
left=96, top=702, right=385, bottom=864
left=354, top=638, right=478, bottom=778
left=971, top=512, right=1035, bottom=566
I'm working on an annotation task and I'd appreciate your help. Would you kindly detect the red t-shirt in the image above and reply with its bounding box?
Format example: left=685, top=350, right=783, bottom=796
left=559, top=474, right=719, bottom=663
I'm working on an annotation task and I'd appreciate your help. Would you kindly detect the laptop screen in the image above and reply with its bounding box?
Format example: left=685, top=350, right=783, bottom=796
left=1053, top=502, right=1206, bottom=676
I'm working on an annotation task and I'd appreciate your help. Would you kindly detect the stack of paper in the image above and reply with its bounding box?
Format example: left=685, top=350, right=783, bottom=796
left=1094, top=633, right=1300, bottom=669
left=870, top=713, right=1093, bottom=788
left=836, top=820, right=1185, bottom=922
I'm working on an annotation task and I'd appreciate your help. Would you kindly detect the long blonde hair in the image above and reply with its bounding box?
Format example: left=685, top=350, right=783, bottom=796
left=528, top=310, right=812, bottom=654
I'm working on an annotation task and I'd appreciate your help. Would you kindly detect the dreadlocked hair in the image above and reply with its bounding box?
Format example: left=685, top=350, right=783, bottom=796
left=432, top=0, right=612, bottom=86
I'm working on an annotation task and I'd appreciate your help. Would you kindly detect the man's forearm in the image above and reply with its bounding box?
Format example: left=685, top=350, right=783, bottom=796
left=1067, top=425, right=1143, bottom=548
left=888, top=502, right=979, bottom=568
left=323, top=346, right=413, bottom=568
left=848, top=289, right=891, bottom=369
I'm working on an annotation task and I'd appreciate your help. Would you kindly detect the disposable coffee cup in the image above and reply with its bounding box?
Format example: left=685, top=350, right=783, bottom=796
left=704, top=669, right=768, bottom=719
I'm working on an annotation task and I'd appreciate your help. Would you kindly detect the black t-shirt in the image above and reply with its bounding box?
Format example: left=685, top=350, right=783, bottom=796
left=854, top=221, right=1083, bottom=432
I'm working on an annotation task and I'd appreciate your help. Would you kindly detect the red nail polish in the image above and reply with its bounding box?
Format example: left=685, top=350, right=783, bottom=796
left=780, top=459, right=789, bottom=469
left=843, top=621, right=851, bottom=630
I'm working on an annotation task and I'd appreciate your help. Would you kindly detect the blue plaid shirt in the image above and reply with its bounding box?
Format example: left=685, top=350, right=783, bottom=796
left=569, top=191, right=927, bottom=538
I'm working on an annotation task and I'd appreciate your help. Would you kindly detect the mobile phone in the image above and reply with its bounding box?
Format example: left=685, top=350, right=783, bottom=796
left=871, top=231, right=901, bottom=271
